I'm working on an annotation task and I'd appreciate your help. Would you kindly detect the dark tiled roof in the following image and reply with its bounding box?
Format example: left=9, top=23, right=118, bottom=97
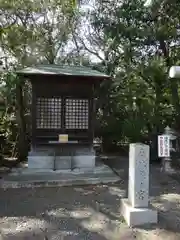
left=17, top=65, right=109, bottom=78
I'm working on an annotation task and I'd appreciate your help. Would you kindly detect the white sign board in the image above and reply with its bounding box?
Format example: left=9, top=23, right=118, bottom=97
left=158, top=135, right=170, bottom=157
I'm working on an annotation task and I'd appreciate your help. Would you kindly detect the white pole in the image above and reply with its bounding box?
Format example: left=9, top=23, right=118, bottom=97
left=169, top=66, right=180, bottom=79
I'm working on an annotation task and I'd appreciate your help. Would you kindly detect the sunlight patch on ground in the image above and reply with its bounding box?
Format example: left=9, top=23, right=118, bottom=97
left=46, top=208, right=69, bottom=218
left=78, top=208, right=122, bottom=239
left=0, top=217, right=50, bottom=235
left=70, top=209, right=93, bottom=219
left=160, top=193, right=180, bottom=202
left=46, top=207, right=94, bottom=220
left=81, top=211, right=126, bottom=240
left=71, top=208, right=109, bottom=231
left=151, top=193, right=180, bottom=212
left=74, top=187, right=84, bottom=192
left=108, top=186, right=126, bottom=197
left=47, top=206, right=121, bottom=239
left=136, top=227, right=180, bottom=240
left=50, top=230, right=79, bottom=239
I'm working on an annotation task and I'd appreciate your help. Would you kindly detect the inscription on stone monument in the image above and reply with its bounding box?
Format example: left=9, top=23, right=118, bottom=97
left=128, top=143, right=149, bottom=208
left=121, top=143, right=157, bottom=226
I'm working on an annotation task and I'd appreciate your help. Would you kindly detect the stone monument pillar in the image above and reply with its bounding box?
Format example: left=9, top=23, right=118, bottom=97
left=120, top=143, right=157, bottom=226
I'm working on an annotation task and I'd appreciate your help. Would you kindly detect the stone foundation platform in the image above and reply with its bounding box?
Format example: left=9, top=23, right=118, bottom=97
left=28, top=146, right=95, bottom=170
left=120, top=198, right=158, bottom=226
left=0, top=163, right=119, bottom=189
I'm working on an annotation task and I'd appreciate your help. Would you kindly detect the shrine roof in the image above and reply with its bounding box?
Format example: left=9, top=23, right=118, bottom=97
left=16, top=64, right=110, bottom=78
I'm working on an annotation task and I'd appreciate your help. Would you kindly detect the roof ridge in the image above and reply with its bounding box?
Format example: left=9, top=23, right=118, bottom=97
left=35, top=64, right=92, bottom=68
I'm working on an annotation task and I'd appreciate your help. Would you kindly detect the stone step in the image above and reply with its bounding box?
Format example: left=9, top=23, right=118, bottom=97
left=10, top=164, right=111, bottom=175
left=0, top=174, right=120, bottom=189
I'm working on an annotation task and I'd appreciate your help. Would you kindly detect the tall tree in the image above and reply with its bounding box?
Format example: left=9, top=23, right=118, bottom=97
left=0, top=0, right=80, bottom=161
left=78, top=0, right=180, bottom=144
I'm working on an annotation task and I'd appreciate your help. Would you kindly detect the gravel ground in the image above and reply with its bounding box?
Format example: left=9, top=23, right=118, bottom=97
left=0, top=184, right=131, bottom=240
left=0, top=160, right=180, bottom=239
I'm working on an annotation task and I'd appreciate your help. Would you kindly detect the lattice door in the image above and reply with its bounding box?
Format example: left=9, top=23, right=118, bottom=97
left=65, top=99, right=89, bottom=129
left=36, top=97, right=62, bottom=129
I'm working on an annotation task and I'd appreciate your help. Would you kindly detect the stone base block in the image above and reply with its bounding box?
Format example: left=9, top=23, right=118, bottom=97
left=28, top=146, right=96, bottom=170
left=72, top=155, right=95, bottom=168
left=55, top=156, right=72, bottom=170
left=120, top=198, right=158, bottom=227
left=28, top=156, right=54, bottom=169
left=29, top=149, right=54, bottom=156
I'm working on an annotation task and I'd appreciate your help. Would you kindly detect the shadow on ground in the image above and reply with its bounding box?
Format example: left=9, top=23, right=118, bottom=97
left=1, top=156, right=180, bottom=239
left=0, top=183, right=130, bottom=240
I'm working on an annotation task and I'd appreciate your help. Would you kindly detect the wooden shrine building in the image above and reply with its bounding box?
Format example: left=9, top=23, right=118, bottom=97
left=17, top=65, right=110, bottom=170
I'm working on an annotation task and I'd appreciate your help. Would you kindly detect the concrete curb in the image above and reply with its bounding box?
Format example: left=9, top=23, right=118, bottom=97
left=0, top=176, right=120, bottom=189
left=10, top=165, right=112, bottom=176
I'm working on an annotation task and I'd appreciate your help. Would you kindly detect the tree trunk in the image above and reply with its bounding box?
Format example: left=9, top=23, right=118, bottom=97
left=16, top=81, right=28, bottom=162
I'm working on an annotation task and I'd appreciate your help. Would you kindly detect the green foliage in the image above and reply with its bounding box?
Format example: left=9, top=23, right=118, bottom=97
left=0, top=0, right=80, bottom=161
left=0, top=72, right=17, bottom=159
left=1, top=0, right=180, bottom=159
left=89, top=0, right=180, bottom=146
